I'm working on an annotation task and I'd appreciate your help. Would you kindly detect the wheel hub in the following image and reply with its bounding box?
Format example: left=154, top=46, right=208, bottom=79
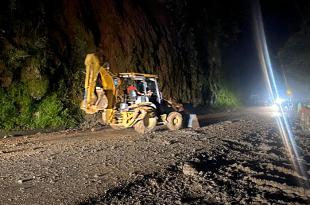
left=173, top=118, right=178, bottom=124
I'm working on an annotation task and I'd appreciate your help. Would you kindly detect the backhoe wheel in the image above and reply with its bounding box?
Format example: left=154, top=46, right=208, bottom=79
left=134, top=114, right=157, bottom=134
left=167, top=112, right=183, bottom=131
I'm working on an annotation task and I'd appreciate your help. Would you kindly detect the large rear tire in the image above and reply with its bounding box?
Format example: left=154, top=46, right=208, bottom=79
left=167, top=112, right=183, bottom=131
left=134, top=114, right=157, bottom=134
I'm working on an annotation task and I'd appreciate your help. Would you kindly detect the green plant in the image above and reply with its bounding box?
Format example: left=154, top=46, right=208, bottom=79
left=0, top=85, right=77, bottom=131
left=214, top=86, right=241, bottom=108
left=0, top=84, right=35, bottom=130
left=0, top=89, right=17, bottom=130
left=27, top=78, right=49, bottom=100
left=7, top=48, right=29, bottom=70
left=33, top=94, right=75, bottom=129
left=8, top=83, right=34, bottom=128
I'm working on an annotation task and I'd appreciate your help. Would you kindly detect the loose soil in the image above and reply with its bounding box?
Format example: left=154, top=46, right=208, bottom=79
left=0, top=108, right=309, bottom=204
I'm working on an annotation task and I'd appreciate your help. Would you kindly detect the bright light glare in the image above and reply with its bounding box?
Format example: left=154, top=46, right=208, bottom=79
left=271, top=103, right=280, bottom=111
left=252, top=0, right=308, bottom=185
left=271, top=111, right=281, bottom=117
left=269, top=104, right=281, bottom=117
left=275, top=97, right=285, bottom=105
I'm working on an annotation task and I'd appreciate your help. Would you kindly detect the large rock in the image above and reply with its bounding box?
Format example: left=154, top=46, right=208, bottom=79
left=182, top=162, right=199, bottom=176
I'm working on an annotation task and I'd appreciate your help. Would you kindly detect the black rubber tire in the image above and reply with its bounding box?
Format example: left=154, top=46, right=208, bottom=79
left=134, top=114, right=157, bottom=134
left=167, top=112, right=183, bottom=131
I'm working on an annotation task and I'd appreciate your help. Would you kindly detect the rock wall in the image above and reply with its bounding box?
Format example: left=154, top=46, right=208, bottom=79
left=44, top=0, right=241, bottom=105
left=0, top=0, right=242, bottom=129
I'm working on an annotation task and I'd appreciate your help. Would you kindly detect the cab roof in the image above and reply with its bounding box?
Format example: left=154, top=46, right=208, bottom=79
left=118, top=72, right=158, bottom=79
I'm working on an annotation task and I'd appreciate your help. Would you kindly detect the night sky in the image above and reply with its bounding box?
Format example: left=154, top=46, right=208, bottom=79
left=261, top=0, right=301, bottom=53
left=224, top=0, right=304, bottom=100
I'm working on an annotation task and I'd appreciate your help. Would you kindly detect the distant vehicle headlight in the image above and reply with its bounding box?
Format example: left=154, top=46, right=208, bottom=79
left=275, top=97, right=285, bottom=105
left=271, top=103, right=280, bottom=111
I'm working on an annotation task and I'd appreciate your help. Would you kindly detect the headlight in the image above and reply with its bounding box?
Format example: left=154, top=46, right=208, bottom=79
left=275, top=97, right=285, bottom=105
left=271, top=103, right=280, bottom=111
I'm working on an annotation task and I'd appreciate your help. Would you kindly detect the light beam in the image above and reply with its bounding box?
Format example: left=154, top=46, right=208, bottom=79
left=252, top=0, right=308, bottom=183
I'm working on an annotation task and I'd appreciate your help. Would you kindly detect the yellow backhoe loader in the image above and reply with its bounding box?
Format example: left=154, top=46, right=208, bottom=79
left=80, top=53, right=184, bottom=133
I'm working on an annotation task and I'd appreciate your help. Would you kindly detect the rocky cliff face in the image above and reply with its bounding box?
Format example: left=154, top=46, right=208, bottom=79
left=50, top=0, right=226, bottom=105
left=0, top=0, right=241, bottom=129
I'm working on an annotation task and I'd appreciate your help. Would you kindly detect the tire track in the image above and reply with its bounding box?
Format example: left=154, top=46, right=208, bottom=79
left=82, top=116, right=310, bottom=204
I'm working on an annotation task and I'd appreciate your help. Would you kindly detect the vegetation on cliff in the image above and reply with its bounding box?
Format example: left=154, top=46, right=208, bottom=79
left=0, top=0, right=242, bottom=131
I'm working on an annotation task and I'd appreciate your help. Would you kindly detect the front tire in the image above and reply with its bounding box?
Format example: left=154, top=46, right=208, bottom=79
left=134, top=114, right=157, bottom=134
left=167, top=112, right=183, bottom=131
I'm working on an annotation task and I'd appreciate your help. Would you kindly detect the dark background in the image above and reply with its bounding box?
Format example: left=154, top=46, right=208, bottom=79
left=1, top=0, right=310, bottom=130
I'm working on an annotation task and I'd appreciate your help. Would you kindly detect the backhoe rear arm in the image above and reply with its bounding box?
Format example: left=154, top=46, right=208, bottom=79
left=81, top=53, right=116, bottom=123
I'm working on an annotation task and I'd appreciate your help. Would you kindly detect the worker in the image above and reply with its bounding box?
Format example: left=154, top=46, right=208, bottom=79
left=95, top=75, right=105, bottom=108
left=127, top=83, right=142, bottom=96
left=297, top=102, right=302, bottom=114
left=103, top=62, right=110, bottom=70
left=146, top=89, right=153, bottom=97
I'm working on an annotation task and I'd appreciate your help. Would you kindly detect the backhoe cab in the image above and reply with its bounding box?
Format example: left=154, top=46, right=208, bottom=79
left=80, top=53, right=183, bottom=133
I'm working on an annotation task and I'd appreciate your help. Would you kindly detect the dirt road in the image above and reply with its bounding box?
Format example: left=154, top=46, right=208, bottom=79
left=0, top=107, right=309, bottom=204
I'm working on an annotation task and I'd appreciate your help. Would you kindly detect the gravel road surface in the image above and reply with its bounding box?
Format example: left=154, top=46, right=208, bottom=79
left=0, top=107, right=309, bottom=204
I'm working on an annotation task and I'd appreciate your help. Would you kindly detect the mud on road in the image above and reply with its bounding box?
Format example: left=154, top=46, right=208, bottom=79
left=0, top=110, right=309, bottom=204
